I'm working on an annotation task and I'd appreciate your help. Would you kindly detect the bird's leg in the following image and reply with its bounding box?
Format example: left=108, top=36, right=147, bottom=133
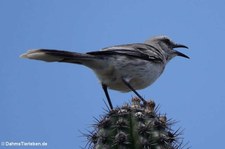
left=122, top=78, right=147, bottom=105
left=101, top=84, right=113, bottom=110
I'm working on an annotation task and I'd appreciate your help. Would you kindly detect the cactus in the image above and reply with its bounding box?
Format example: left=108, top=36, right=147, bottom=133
left=85, top=97, right=185, bottom=149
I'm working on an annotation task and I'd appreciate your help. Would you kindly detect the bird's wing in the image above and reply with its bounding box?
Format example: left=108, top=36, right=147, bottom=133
left=87, top=43, right=164, bottom=63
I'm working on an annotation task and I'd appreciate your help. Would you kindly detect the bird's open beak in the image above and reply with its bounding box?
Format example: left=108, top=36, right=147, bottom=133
left=173, top=44, right=189, bottom=59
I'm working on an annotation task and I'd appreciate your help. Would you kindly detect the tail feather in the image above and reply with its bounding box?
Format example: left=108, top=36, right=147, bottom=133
left=20, top=49, right=94, bottom=64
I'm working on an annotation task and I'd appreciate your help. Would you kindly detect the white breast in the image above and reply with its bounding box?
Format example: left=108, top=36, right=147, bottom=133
left=93, top=56, right=165, bottom=92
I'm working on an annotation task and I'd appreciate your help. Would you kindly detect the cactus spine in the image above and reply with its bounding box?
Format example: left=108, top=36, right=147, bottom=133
left=86, top=97, right=184, bottom=149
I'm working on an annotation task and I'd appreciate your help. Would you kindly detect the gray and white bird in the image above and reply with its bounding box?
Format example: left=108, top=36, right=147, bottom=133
left=21, top=35, right=189, bottom=109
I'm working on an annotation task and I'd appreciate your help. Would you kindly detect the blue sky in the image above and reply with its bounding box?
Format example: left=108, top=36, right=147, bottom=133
left=1, top=0, right=225, bottom=148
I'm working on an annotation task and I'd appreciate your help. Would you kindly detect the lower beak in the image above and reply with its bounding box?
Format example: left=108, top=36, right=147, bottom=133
left=175, top=50, right=190, bottom=59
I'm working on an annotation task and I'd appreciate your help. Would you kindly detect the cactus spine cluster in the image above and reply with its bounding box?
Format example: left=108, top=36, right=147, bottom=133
left=86, top=97, right=184, bottom=149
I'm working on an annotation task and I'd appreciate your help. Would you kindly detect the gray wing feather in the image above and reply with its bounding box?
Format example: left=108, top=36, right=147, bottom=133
left=87, top=43, right=164, bottom=63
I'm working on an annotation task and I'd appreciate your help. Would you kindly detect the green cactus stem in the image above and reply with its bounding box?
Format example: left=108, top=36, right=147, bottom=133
left=85, top=97, right=185, bottom=149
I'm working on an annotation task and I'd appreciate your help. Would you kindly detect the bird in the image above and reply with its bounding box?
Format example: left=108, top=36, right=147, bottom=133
left=20, top=35, right=189, bottom=109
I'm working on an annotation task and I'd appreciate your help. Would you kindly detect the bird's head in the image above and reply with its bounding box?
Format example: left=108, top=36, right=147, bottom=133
left=145, top=35, right=189, bottom=61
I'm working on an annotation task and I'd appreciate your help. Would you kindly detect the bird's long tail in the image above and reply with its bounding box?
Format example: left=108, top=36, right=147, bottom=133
left=20, top=49, right=97, bottom=65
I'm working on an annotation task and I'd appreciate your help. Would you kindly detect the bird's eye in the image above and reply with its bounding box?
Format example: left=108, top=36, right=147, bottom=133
left=163, top=38, right=171, bottom=45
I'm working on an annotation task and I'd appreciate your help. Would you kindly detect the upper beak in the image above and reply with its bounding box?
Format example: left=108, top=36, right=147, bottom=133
left=173, top=43, right=189, bottom=59
left=173, top=43, right=189, bottom=49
